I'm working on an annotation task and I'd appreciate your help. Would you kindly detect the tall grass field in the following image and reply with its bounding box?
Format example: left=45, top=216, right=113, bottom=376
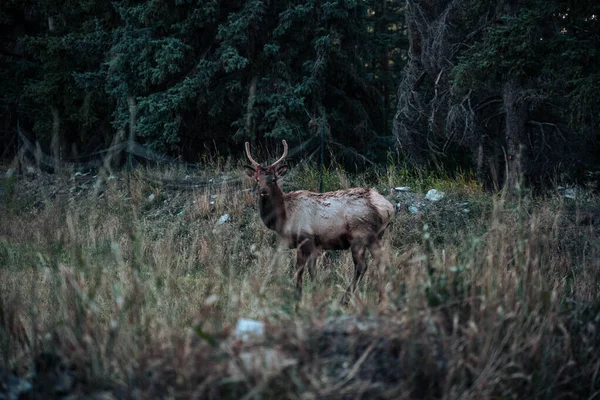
left=1, top=159, right=599, bottom=399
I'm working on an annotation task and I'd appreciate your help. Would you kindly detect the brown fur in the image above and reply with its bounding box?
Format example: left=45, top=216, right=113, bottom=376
left=245, top=141, right=394, bottom=305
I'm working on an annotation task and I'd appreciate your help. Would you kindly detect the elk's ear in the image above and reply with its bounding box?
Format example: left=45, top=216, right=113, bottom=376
left=244, top=165, right=256, bottom=178
left=276, top=164, right=289, bottom=178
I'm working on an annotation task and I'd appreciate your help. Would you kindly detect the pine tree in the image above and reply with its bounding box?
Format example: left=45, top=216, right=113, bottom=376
left=1, top=0, right=114, bottom=162
left=1, top=0, right=407, bottom=163
left=394, top=0, right=600, bottom=188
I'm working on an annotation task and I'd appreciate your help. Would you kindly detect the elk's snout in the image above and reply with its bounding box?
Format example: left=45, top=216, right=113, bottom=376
left=259, top=187, right=269, bottom=197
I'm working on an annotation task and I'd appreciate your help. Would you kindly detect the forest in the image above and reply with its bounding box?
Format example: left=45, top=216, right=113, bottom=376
left=1, top=1, right=600, bottom=399
left=1, top=0, right=599, bottom=188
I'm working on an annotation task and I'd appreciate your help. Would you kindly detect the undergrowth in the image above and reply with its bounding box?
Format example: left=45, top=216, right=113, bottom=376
left=0, top=159, right=599, bottom=399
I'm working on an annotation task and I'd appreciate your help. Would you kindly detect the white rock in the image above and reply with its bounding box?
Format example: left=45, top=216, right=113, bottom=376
left=26, top=166, right=37, bottom=175
left=204, top=294, right=219, bottom=305
left=462, top=209, right=470, bottom=213
left=234, top=318, right=265, bottom=341
left=563, top=188, right=576, bottom=199
left=148, top=193, right=155, bottom=201
left=393, top=186, right=411, bottom=192
left=5, top=168, right=15, bottom=177
left=228, top=348, right=296, bottom=379
left=217, top=214, right=230, bottom=225
left=108, top=175, right=116, bottom=181
left=426, top=189, right=445, bottom=201
left=408, top=205, right=420, bottom=213
left=211, top=194, right=217, bottom=199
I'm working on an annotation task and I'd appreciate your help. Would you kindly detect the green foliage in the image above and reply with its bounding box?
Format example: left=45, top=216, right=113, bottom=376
left=0, top=0, right=405, bottom=160
left=453, top=0, right=600, bottom=133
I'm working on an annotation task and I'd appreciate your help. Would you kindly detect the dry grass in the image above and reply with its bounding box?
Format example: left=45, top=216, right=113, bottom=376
left=0, top=162, right=599, bottom=399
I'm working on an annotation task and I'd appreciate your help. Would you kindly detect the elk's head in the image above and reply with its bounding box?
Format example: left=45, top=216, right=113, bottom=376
left=244, top=140, right=289, bottom=198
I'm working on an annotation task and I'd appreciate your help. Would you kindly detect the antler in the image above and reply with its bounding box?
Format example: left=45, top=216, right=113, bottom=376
left=245, top=140, right=288, bottom=168
left=245, top=142, right=260, bottom=168
left=269, top=140, right=288, bottom=168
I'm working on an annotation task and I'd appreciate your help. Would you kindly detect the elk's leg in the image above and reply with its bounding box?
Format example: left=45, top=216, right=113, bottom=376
left=306, top=249, right=318, bottom=282
left=341, top=244, right=367, bottom=305
left=368, top=239, right=388, bottom=306
left=295, top=243, right=312, bottom=301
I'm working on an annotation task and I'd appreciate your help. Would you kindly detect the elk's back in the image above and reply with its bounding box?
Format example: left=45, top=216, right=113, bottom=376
left=283, top=188, right=394, bottom=249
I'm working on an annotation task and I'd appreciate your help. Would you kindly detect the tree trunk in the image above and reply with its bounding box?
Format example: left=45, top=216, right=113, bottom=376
left=246, top=75, right=258, bottom=143
left=127, top=95, right=136, bottom=168
left=49, top=15, right=61, bottom=170
left=380, top=0, right=390, bottom=125
left=50, top=105, right=61, bottom=169
left=502, top=78, right=528, bottom=195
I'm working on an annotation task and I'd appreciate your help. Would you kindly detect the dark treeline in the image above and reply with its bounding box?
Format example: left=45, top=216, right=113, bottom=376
left=0, top=0, right=405, bottom=164
left=396, top=0, right=600, bottom=189
left=1, top=0, right=599, bottom=188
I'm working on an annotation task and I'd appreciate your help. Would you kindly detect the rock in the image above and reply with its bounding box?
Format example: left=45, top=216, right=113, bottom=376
left=393, top=186, right=411, bottom=192
left=408, top=205, right=420, bottom=213
left=234, top=318, right=264, bottom=341
left=217, top=214, right=230, bottom=225
left=462, top=209, right=470, bottom=213
left=26, top=167, right=37, bottom=175
left=211, top=194, right=217, bottom=199
left=229, top=348, right=296, bottom=378
left=563, top=188, right=576, bottom=199
left=227, top=318, right=295, bottom=379
left=204, top=294, right=219, bottom=306
left=148, top=193, right=155, bottom=201
left=107, top=175, right=116, bottom=181
left=5, top=168, right=15, bottom=178
left=425, top=189, right=445, bottom=201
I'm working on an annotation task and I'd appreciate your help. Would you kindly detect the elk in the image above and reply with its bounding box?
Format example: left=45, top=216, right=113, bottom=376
left=244, top=140, right=395, bottom=304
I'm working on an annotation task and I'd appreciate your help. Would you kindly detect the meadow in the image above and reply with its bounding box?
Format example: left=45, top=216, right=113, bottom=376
left=1, top=158, right=599, bottom=399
